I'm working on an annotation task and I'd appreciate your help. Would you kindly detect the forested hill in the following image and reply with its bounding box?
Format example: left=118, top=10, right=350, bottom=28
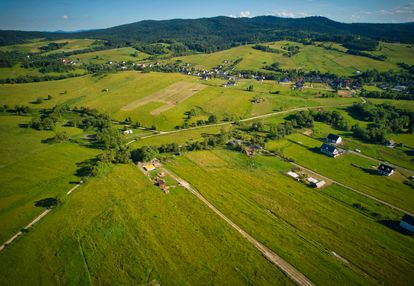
left=1, top=16, right=414, bottom=51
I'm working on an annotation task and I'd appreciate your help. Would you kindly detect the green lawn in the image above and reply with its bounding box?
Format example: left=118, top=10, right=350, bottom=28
left=0, top=115, right=98, bottom=242
left=166, top=149, right=414, bottom=286
left=0, top=164, right=292, bottom=285
left=266, top=133, right=414, bottom=213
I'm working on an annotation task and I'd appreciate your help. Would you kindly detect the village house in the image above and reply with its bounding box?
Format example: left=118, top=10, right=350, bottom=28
left=325, top=134, right=342, bottom=145
left=399, top=214, right=414, bottom=232
left=143, top=163, right=156, bottom=172
left=320, top=143, right=342, bottom=158
left=378, top=164, right=395, bottom=176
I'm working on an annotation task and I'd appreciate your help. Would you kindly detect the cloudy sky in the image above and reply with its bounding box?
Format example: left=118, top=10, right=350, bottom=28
left=0, top=0, right=413, bottom=31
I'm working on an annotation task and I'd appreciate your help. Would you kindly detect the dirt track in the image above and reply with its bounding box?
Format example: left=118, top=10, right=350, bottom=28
left=161, top=167, right=314, bottom=286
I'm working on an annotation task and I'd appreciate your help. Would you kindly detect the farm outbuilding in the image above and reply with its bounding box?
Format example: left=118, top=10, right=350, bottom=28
left=287, top=171, right=300, bottom=179
left=143, top=164, right=156, bottom=171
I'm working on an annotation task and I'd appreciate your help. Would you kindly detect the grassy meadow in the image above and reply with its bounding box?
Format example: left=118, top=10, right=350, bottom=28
left=69, top=47, right=149, bottom=64
left=0, top=164, right=292, bottom=286
left=266, top=132, right=414, bottom=213
left=0, top=38, right=101, bottom=54
left=0, top=115, right=99, bottom=243
left=166, top=149, right=413, bottom=286
left=0, top=71, right=359, bottom=131
left=0, top=36, right=413, bottom=286
left=167, top=41, right=410, bottom=75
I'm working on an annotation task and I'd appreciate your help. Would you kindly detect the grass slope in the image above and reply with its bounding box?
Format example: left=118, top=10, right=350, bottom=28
left=0, top=115, right=98, bottom=242
left=167, top=41, right=408, bottom=75
left=166, top=149, right=414, bottom=286
left=0, top=164, right=292, bottom=286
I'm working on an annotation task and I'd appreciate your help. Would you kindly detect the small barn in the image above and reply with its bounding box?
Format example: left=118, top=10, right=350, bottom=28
left=400, top=214, right=414, bottom=232
left=287, top=171, right=300, bottom=180
left=143, top=164, right=156, bottom=172
left=307, top=177, right=326, bottom=188
left=320, top=143, right=341, bottom=158
left=378, top=164, right=395, bottom=176
left=326, top=134, right=342, bottom=145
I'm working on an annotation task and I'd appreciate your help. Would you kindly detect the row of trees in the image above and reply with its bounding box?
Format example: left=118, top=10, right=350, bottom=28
left=350, top=103, right=413, bottom=134
left=131, top=130, right=231, bottom=162
left=252, top=44, right=280, bottom=54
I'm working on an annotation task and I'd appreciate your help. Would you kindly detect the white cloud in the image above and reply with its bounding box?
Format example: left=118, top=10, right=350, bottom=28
left=240, top=11, right=251, bottom=18
left=63, top=15, right=69, bottom=20
left=350, top=2, right=414, bottom=22
left=272, top=10, right=309, bottom=18
left=380, top=2, right=414, bottom=15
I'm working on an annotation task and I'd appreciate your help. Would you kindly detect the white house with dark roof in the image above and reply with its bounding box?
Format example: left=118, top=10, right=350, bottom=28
left=400, top=214, right=414, bottom=232
left=326, top=134, right=342, bottom=145
left=378, top=164, right=395, bottom=176
left=320, top=143, right=342, bottom=158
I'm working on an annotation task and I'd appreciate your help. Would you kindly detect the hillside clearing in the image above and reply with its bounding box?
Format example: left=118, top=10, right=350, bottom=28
left=121, top=81, right=206, bottom=114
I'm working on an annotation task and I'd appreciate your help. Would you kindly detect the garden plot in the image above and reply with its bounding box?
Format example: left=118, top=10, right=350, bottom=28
left=121, top=81, right=206, bottom=114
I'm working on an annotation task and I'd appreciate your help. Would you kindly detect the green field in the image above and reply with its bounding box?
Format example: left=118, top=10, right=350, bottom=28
left=0, top=64, right=87, bottom=80
left=166, top=149, right=413, bottom=285
left=167, top=41, right=410, bottom=75
left=0, top=164, right=292, bottom=285
left=0, top=115, right=99, bottom=242
left=0, top=34, right=414, bottom=286
left=266, top=133, right=414, bottom=213
left=0, top=72, right=360, bottom=131
left=0, top=38, right=100, bottom=54
left=69, top=47, right=149, bottom=63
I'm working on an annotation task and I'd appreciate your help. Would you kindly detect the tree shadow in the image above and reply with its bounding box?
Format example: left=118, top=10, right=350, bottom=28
left=18, top=123, right=29, bottom=129
left=35, top=197, right=58, bottom=208
left=41, top=137, right=56, bottom=144
left=405, top=149, right=414, bottom=156
left=378, top=220, right=414, bottom=235
left=360, top=167, right=379, bottom=176
left=75, top=158, right=97, bottom=178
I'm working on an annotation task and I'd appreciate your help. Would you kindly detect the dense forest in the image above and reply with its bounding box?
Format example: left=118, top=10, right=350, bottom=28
left=1, top=16, right=414, bottom=52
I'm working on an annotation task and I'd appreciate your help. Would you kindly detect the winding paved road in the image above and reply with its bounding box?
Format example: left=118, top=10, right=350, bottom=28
left=126, top=103, right=356, bottom=144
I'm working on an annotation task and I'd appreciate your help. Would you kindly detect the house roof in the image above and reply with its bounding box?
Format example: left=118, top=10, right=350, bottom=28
left=144, top=164, right=155, bottom=171
left=320, top=143, right=337, bottom=153
left=327, top=134, right=341, bottom=141
left=378, top=164, right=395, bottom=173
left=402, top=214, right=414, bottom=225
